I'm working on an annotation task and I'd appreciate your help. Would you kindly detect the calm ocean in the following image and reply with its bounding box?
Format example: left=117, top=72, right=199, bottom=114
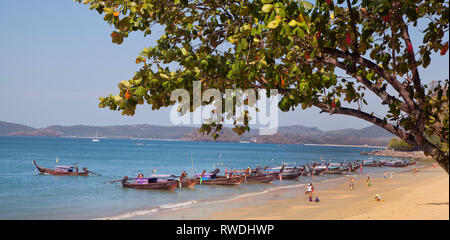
left=0, top=136, right=391, bottom=219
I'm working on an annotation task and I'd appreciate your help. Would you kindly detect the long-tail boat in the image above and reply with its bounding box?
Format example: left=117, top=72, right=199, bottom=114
left=279, top=171, right=302, bottom=179
left=33, top=160, right=91, bottom=176
left=264, top=165, right=302, bottom=180
left=322, top=162, right=349, bottom=174
left=120, top=175, right=179, bottom=191
left=226, top=168, right=276, bottom=184
left=362, top=159, right=384, bottom=167
left=384, top=160, right=416, bottom=168
left=195, top=169, right=244, bottom=186
left=179, top=171, right=197, bottom=189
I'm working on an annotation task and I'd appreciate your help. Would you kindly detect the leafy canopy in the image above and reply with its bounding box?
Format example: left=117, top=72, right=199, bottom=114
left=76, top=0, right=449, bottom=169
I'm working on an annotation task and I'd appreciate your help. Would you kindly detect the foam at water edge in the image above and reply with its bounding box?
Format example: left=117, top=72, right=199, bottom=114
left=94, top=200, right=197, bottom=220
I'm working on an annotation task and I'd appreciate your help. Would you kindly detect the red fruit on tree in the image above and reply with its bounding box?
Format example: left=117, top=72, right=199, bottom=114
left=407, top=42, right=414, bottom=54
left=326, top=0, right=332, bottom=5
left=441, top=42, right=448, bottom=55
left=346, top=33, right=352, bottom=45
left=382, top=14, right=390, bottom=22
left=305, top=52, right=310, bottom=60
left=331, top=99, right=336, bottom=108
left=125, top=89, right=130, bottom=99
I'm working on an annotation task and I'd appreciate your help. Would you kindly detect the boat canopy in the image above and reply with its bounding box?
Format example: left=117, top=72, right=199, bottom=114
left=54, top=166, right=73, bottom=169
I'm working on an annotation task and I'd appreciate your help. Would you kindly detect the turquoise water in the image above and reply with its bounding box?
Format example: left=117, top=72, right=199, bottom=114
left=0, top=136, right=389, bottom=219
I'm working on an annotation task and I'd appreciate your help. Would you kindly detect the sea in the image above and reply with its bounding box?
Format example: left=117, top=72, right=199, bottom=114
left=0, top=136, right=400, bottom=219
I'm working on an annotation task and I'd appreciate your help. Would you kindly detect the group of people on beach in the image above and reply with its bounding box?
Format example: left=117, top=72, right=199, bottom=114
left=305, top=167, right=421, bottom=203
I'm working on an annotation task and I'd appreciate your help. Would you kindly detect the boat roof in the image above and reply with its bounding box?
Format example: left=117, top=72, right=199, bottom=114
left=54, top=166, right=73, bottom=169
left=148, top=174, right=176, bottom=178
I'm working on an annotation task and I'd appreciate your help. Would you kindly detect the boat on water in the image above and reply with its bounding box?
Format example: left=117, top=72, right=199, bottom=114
left=33, top=160, right=90, bottom=176
left=225, top=168, right=277, bottom=184
left=264, top=164, right=303, bottom=180
left=195, top=169, right=245, bottom=186
left=178, top=171, right=197, bottom=189
left=121, top=176, right=179, bottom=191
left=92, top=130, right=100, bottom=142
left=384, top=160, right=416, bottom=168
left=362, top=159, right=385, bottom=167
left=279, top=171, right=302, bottom=180
left=322, top=161, right=361, bottom=174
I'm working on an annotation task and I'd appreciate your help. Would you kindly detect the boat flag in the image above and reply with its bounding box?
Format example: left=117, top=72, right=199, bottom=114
left=200, top=170, right=206, bottom=185
left=56, top=157, right=59, bottom=163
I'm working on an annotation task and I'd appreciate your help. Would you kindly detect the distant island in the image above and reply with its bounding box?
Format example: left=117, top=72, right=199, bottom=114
left=0, top=120, right=393, bottom=146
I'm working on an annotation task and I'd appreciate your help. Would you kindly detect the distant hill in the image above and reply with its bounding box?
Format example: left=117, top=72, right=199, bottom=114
left=0, top=120, right=393, bottom=146
left=182, top=125, right=393, bottom=146
left=0, top=121, right=35, bottom=136
left=46, top=124, right=196, bottom=139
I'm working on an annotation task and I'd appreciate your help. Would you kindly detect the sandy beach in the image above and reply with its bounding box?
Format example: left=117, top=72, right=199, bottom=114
left=127, top=165, right=448, bottom=220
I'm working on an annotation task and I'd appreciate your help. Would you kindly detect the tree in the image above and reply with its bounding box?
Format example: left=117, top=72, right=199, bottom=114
left=76, top=0, right=449, bottom=173
left=387, top=138, right=414, bottom=151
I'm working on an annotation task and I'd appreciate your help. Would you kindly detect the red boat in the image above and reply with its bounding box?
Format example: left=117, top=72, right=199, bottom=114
left=33, top=160, right=90, bottom=176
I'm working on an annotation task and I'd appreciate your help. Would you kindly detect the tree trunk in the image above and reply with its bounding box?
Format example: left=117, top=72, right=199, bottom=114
left=422, top=140, right=449, bottom=174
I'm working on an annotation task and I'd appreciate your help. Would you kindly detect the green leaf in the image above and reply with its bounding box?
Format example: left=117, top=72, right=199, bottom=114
left=240, top=38, right=248, bottom=50
left=267, top=18, right=281, bottom=29
left=301, top=1, right=314, bottom=10
left=262, top=4, right=273, bottom=13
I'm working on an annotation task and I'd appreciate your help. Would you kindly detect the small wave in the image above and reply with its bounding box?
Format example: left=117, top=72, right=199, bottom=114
left=159, top=200, right=197, bottom=209
left=95, top=200, right=197, bottom=220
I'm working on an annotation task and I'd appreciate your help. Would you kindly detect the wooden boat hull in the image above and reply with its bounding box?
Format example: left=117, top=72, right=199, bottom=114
left=350, top=165, right=362, bottom=172
left=363, top=162, right=384, bottom=167
left=196, top=176, right=244, bottom=186
left=324, top=168, right=350, bottom=175
left=280, top=172, right=301, bottom=180
left=33, top=161, right=89, bottom=176
left=122, top=180, right=178, bottom=191
left=180, top=178, right=197, bottom=189
left=244, top=174, right=275, bottom=184
left=384, top=162, right=415, bottom=168
left=310, top=168, right=326, bottom=176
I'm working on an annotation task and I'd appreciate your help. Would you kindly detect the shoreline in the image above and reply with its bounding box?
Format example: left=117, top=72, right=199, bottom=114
left=3, top=135, right=389, bottom=148
left=367, top=148, right=431, bottom=159
left=304, top=143, right=386, bottom=148
left=121, top=165, right=448, bottom=220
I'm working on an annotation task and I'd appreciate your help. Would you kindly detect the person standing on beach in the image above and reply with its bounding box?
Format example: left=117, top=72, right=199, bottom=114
left=349, top=177, right=355, bottom=190
left=383, top=171, right=388, bottom=182
left=306, top=183, right=314, bottom=202
left=366, top=176, right=371, bottom=189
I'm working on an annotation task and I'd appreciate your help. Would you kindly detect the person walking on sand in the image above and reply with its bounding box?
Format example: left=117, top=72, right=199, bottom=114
left=349, top=177, right=355, bottom=190
left=305, top=183, right=314, bottom=202
left=383, top=171, right=388, bottom=182
left=366, top=175, right=371, bottom=189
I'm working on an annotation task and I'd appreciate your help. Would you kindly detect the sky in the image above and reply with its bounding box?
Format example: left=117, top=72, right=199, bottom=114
left=0, top=1, right=448, bottom=131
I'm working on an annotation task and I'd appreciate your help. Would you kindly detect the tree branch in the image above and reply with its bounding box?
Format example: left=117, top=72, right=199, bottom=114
left=322, top=47, right=417, bottom=112
left=313, top=102, right=416, bottom=144
left=312, top=56, right=410, bottom=113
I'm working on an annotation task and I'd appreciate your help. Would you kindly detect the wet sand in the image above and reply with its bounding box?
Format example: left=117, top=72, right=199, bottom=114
left=127, top=165, right=448, bottom=220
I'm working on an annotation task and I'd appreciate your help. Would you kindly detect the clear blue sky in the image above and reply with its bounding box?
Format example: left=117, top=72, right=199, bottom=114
left=0, top=1, right=448, bottom=130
